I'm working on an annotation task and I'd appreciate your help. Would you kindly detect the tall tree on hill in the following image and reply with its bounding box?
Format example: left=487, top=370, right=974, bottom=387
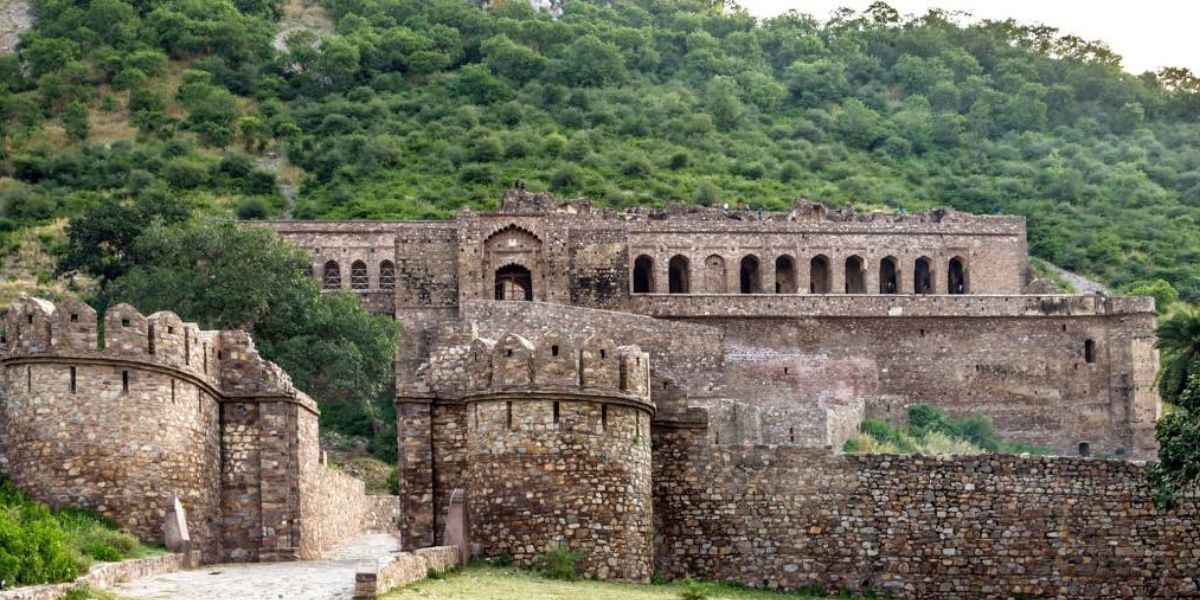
left=1150, top=306, right=1200, bottom=507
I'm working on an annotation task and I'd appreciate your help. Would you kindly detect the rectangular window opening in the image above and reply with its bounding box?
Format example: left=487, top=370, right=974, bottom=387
left=121, top=370, right=129, bottom=394
left=553, top=401, right=560, bottom=427
left=601, top=405, right=608, bottom=432
left=70, top=313, right=78, bottom=323
left=69, top=367, right=76, bottom=393
left=506, top=401, right=513, bottom=431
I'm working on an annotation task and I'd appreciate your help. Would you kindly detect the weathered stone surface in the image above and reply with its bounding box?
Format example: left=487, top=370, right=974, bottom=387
left=652, top=427, right=1199, bottom=599
left=0, top=297, right=399, bottom=565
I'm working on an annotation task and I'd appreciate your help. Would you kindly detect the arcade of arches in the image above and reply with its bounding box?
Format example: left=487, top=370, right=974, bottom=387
left=630, top=254, right=969, bottom=295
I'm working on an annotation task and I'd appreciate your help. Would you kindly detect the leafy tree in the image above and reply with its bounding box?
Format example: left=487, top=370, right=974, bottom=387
left=704, top=76, right=741, bottom=129
left=104, top=218, right=399, bottom=418
left=61, top=101, right=89, bottom=141
left=1149, top=371, right=1200, bottom=508
left=561, top=35, right=625, bottom=87
left=57, top=194, right=189, bottom=285
left=1156, top=307, right=1200, bottom=406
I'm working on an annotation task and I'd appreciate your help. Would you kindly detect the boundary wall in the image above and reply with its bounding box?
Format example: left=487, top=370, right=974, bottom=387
left=652, top=425, right=1199, bottom=599
left=0, top=297, right=398, bottom=563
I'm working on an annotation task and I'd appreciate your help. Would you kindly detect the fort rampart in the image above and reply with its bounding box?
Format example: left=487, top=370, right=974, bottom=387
left=652, top=425, right=1200, bottom=599
left=0, top=297, right=398, bottom=563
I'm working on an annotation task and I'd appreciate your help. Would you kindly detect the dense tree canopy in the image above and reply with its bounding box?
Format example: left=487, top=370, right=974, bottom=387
left=3, top=0, right=1200, bottom=302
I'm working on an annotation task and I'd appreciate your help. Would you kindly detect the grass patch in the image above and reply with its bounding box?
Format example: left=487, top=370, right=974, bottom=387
left=382, top=565, right=853, bottom=599
left=0, top=478, right=161, bottom=588
left=843, top=404, right=1055, bottom=456
left=1030, top=258, right=1078, bottom=294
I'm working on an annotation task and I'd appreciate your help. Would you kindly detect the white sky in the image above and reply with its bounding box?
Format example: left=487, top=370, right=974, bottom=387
left=738, top=0, right=1200, bottom=75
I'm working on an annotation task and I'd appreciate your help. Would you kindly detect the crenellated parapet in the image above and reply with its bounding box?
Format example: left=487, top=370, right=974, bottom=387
left=0, top=296, right=375, bottom=564
left=462, top=330, right=651, bottom=406
left=0, top=296, right=309, bottom=407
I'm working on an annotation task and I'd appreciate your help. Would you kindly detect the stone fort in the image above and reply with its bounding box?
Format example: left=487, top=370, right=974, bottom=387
left=1, top=189, right=1196, bottom=599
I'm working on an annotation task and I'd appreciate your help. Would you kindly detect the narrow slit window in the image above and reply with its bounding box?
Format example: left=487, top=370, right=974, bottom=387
left=69, top=367, right=76, bottom=393
left=601, top=405, right=608, bottom=432
left=148, top=324, right=155, bottom=355
left=789, top=426, right=795, bottom=443
left=121, top=370, right=129, bottom=394
left=1084, top=339, right=1097, bottom=363
left=26, top=366, right=31, bottom=392
left=506, top=401, right=514, bottom=431
left=171, top=379, right=176, bottom=404
left=600, top=349, right=607, bottom=359
left=553, top=401, right=560, bottom=427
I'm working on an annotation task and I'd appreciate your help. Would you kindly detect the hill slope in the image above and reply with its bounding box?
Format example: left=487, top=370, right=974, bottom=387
left=0, top=0, right=1199, bottom=301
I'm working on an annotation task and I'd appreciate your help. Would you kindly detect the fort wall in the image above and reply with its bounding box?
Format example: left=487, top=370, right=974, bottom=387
left=0, top=297, right=398, bottom=564
left=462, top=333, right=654, bottom=581
left=652, top=427, right=1200, bottom=599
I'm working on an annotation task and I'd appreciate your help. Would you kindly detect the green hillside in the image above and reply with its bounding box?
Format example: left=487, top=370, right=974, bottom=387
left=2, top=0, right=1200, bottom=300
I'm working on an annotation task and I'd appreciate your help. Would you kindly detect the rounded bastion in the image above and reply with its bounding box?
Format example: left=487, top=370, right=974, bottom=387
left=463, top=331, right=654, bottom=581
left=0, top=297, right=223, bottom=558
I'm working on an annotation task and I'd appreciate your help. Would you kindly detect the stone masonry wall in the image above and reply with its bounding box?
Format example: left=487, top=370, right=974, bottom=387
left=467, top=398, right=653, bottom=581
left=460, top=331, right=655, bottom=581
left=652, top=426, right=1200, bottom=599
left=3, top=360, right=223, bottom=558
left=0, top=297, right=394, bottom=565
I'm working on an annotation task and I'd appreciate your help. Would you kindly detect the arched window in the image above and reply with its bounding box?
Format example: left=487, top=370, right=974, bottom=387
left=322, top=261, right=340, bottom=289
left=1084, top=339, right=1096, bottom=363
left=810, top=255, right=831, bottom=294
left=633, top=255, right=654, bottom=294
left=739, top=255, right=761, bottom=294
left=704, top=255, right=727, bottom=293
left=668, top=255, right=690, bottom=294
left=948, top=257, right=967, bottom=295
left=379, top=260, right=396, bottom=290
left=914, top=257, right=933, bottom=294
left=775, top=255, right=797, bottom=293
left=350, top=260, right=369, bottom=290
left=880, top=256, right=899, bottom=294
left=845, top=256, right=866, bottom=294
left=495, top=264, right=533, bottom=301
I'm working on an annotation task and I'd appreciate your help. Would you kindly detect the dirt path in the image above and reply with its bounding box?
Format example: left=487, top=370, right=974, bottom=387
left=113, top=534, right=401, bottom=600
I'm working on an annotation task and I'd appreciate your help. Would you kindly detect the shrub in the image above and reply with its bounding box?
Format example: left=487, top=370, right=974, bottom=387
left=678, top=578, right=708, bottom=600
left=236, top=198, right=269, bottom=220
left=534, top=543, right=583, bottom=580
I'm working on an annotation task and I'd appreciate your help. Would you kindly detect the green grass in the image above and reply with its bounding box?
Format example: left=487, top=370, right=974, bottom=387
left=843, top=404, right=1055, bottom=456
left=383, top=566, right=844, bottom=600
left=0, top=478, right=162, bottom=587
left=1030, top=258, right=1079, bottom=294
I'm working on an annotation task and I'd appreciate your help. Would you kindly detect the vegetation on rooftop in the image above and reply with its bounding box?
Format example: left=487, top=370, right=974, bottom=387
left=843, top=404, right=1053, bottom=456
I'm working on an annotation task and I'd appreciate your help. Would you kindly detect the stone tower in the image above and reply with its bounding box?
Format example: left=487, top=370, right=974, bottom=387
left=462, top=330, right=653, bottom=581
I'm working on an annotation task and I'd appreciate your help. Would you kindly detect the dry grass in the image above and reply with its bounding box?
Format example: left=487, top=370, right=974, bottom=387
left=383, top=566, right=842, bottom=600
left=0, top=218, right=88, bottom=307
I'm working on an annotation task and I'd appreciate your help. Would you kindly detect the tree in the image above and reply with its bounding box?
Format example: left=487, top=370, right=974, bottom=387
left=1156, top=306, right=1200, bottom=406
left=1149, top=370, right=1200, bottom=508
left=481, top=35, right=546, bottom=85
left=57, top=194, right=189, bottom=285
left=452, top=65, right=515, bottom=105
left=704, top=76, right=742, bottom=129
left=561, top=35, right=625, bottom=87
left=104, top=218, right=399, bottom=410
left=61, top=101, right=89, bottom=141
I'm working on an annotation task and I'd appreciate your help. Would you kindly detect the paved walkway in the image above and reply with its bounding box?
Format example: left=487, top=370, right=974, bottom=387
left=114, top=534, right=401, bottom=600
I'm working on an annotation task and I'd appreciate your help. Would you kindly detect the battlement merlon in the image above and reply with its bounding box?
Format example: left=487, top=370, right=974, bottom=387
left=448, top=331, right=653, bottom=408
left=0, top=296, right=315, bottom=411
